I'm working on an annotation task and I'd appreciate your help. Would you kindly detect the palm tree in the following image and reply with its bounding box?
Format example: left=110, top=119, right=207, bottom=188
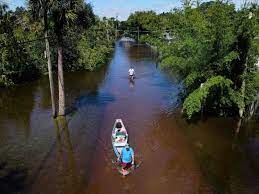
left=28, top=0, right=57, bottom=117
left=52, top=0, right=94, bottom=116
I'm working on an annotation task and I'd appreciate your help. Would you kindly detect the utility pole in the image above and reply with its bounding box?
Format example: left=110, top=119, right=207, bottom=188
left=115, top=13, right=118, bottom=40
left=137, top=26, right=140, bottom=43
left=106, top=19, right=110, bottom=42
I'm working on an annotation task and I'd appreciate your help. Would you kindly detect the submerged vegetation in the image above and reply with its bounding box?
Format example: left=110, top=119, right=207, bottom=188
left=0, top=2, right=117, bottom=87
left=124, top=1, right=259, bottom=120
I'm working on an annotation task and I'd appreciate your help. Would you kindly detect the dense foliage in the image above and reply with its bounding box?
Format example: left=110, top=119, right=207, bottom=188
left=76, top=17, right=117, bottom=71
left=0, top=6, right=42, bottom=87
left=124, top=1, right=259, bottom=119
left=0, top=2, right=117, bottom=87
left=1, top=0, right=258, bottom=119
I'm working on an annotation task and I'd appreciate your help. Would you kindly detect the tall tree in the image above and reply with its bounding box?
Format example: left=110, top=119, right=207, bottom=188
left=28, top=0, right=57, bottom=117
left=126, top=2, right=259, bottom=120
left=52, top=0, right=95, bottom=116
left=0, top=4, right=40, bottom=86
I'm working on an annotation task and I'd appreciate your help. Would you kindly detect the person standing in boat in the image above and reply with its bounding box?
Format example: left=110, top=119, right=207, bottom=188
left=120, top=143, right=134, bottom=174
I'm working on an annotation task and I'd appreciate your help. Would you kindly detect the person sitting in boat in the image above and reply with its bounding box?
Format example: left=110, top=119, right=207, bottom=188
left=120, top=143, right=134, bottom=174
left=115, top=134, right=126, bottom=143
left=115, top=122, right=122, bottom=131
left=113, top=122, right=121, bottom=139
left=115, top=122, right=126, bottom=134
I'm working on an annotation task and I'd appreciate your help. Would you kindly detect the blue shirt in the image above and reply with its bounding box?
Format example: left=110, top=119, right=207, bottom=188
left=121, top=147, right=134, bottom=163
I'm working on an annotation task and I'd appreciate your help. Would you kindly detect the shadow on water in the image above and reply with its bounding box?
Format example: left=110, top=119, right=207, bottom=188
left=175, top=114, right=259, bottom=194
left=129, top=78, right=135, bottom=89
left=24, top=119, right=63, bottom=192
left=64, top=64, right=109, bottom=109
left=37, top=63, right=109, bottom=111
left=0, top=160, right=28, bottom=194
left=53, top=117, right=86, bottom=194
left=26, top=116, right=94, bottom=194
left=0, top=83, right=38, bottom=141
left=127, top=44, right=157, bottom=61
left=75, top=91, right=115, bottom=108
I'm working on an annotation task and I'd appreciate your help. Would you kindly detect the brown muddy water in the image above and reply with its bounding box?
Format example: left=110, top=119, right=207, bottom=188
left=0, top=43, right=258, bottom=194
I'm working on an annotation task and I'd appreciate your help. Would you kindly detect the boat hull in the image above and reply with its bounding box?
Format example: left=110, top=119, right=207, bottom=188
left=111, top=119, right=128, bottom=159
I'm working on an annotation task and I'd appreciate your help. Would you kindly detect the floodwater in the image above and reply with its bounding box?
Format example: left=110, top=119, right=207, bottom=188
left=0, top=42, right=258, bottom=194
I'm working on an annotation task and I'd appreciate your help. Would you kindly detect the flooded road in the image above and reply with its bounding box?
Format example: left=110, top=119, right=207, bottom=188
left=0, top=43, right=258, bottom=194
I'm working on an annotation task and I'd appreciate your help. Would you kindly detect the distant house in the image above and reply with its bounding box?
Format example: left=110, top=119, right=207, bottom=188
left=162, top=32, right=174, bottom=43
left=120, top=37, right=136, bottom=43
left=119, top=37, right=136, bottom=48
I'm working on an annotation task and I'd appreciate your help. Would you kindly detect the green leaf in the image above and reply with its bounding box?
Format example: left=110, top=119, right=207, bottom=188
left=183, top=76, right=233, bottom=119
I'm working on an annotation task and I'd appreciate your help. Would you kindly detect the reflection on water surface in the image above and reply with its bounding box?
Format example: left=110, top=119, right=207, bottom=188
left=0, top=43, right=258, bottom=194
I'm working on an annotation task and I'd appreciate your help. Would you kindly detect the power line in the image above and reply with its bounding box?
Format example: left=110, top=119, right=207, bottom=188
left=0, top=28, right=171, bottom=49
left=0, top=36, right=53, bottom=49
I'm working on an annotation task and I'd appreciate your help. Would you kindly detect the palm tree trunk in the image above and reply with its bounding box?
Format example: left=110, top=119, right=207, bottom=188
left=58, top=42, right=65, bottom=116
left=44, top=31, right=56, bottom=117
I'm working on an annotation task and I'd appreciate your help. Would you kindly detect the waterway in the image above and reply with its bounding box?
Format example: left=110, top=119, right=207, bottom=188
left=0, top=42, right=258, bottom=194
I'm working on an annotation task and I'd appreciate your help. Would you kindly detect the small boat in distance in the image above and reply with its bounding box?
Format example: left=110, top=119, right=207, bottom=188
left=111, top=119, right=128, bottom=159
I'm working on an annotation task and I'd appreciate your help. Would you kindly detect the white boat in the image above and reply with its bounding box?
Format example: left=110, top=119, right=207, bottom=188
left=111, top=119, right=128, bottom=159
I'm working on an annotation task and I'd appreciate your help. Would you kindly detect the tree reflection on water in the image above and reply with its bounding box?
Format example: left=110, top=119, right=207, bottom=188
left=0, top=160, right=27, bottom=194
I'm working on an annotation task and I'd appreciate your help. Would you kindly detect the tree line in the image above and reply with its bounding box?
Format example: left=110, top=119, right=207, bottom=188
left=0, top=0, right=118, bottom=117
left=122, top=0, right=259, bottom=122
left=1, top=0, right=258, bottom=121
